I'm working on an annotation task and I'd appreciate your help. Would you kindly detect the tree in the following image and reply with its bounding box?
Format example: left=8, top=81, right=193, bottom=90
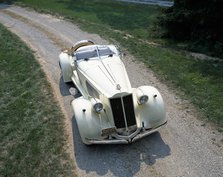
left=158, top=0, right=223, bottom=57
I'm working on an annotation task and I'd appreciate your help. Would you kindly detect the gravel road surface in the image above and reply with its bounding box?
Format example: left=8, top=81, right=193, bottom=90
left=0, top=5, right=222, bottom=177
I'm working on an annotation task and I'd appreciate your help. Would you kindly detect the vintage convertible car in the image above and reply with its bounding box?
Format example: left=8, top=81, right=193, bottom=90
left=59, top=40, right=167, bottom=145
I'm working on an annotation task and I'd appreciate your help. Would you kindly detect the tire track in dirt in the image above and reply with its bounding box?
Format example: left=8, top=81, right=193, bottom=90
left=1, top=9, right=67, bottom=48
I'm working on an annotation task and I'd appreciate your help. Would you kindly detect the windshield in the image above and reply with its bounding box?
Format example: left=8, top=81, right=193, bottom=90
left=76, top=46, right=114, bottom=61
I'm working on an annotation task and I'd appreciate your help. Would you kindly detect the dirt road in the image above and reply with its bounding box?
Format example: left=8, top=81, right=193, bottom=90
left=0, top=5, right=222, bottom=177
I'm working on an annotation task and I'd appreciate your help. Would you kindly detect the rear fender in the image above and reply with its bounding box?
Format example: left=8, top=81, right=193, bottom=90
left=59, top=52, right=73, bottom=83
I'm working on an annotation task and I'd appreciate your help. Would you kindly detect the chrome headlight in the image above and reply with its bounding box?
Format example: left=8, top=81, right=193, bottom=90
left=93, top=102, right=103, bottom=113
left=136, top=88, right=149, bottom=105
left=138, top=95, right=149, bottom=105
left=91, top=98, right=103, bottom=113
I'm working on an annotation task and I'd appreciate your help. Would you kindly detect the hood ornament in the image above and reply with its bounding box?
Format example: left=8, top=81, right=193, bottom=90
left=116, top=84, right=121, bottom=90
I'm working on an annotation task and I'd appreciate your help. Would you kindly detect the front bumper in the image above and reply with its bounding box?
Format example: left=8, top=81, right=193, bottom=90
left=86, top=121, right=167, bottom=144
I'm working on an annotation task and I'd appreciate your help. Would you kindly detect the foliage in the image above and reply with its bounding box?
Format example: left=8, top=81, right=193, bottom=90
left=157, top=0, right=223, bottom=58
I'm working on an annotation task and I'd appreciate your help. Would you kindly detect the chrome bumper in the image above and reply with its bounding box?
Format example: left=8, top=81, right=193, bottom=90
left=87, top=121, right=167, bottom=144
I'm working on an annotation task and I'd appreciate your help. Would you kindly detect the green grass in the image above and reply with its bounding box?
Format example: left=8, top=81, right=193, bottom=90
left=15, top=0, right=223, bottom=128
left=0, top=24, right=75, bottom=176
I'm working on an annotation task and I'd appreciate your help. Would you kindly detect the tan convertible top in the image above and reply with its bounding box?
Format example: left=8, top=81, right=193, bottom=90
left=62, top=40, right=94, bottom=55
left=72, top=40, right=94, bottom=51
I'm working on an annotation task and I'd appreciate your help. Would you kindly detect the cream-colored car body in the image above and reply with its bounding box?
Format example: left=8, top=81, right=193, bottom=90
left=59, top=40, right=167, bottom=145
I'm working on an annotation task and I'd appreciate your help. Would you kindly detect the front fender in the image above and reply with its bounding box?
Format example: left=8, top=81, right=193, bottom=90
left=71, top=97, right=111, bottom=144
left=134, top=86, right=166, bottom=129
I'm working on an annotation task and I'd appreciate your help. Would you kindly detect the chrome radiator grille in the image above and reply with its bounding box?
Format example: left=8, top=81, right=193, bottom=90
left=110, top=94, right=136, bottom=129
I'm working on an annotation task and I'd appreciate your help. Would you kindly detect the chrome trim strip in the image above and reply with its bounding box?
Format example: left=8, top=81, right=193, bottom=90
left=120, top=96, right=129, bottom=131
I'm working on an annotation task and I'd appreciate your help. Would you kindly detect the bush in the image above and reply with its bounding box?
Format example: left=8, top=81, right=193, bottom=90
left=157, top=0, right=223, bottom=58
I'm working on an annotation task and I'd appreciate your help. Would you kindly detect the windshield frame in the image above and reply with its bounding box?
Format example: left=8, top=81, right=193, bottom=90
left=75, top=45, right=115, bottom=61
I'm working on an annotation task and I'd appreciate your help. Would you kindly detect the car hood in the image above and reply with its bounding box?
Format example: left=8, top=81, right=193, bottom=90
left=77, top=56, right=132, bottom=97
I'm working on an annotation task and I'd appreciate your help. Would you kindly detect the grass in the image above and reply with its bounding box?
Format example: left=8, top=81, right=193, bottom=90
left=0, top=24, right=75, bottom=176
left=15, top=0, right=223, bottom=128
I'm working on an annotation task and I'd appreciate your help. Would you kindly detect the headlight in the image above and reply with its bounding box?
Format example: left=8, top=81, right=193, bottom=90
left=138, top=95, right=148, bottom=104
left=136, top=88, right=149, bottom=105
left=93, top=102, right=103, bottom=113
left=91, top=98, right=103, bottom=113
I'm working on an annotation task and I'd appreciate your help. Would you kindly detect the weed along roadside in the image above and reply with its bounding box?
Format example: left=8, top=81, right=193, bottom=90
left=16, top=0, right=223, bottom=128
left=0, top=24, right=75, bottom=176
